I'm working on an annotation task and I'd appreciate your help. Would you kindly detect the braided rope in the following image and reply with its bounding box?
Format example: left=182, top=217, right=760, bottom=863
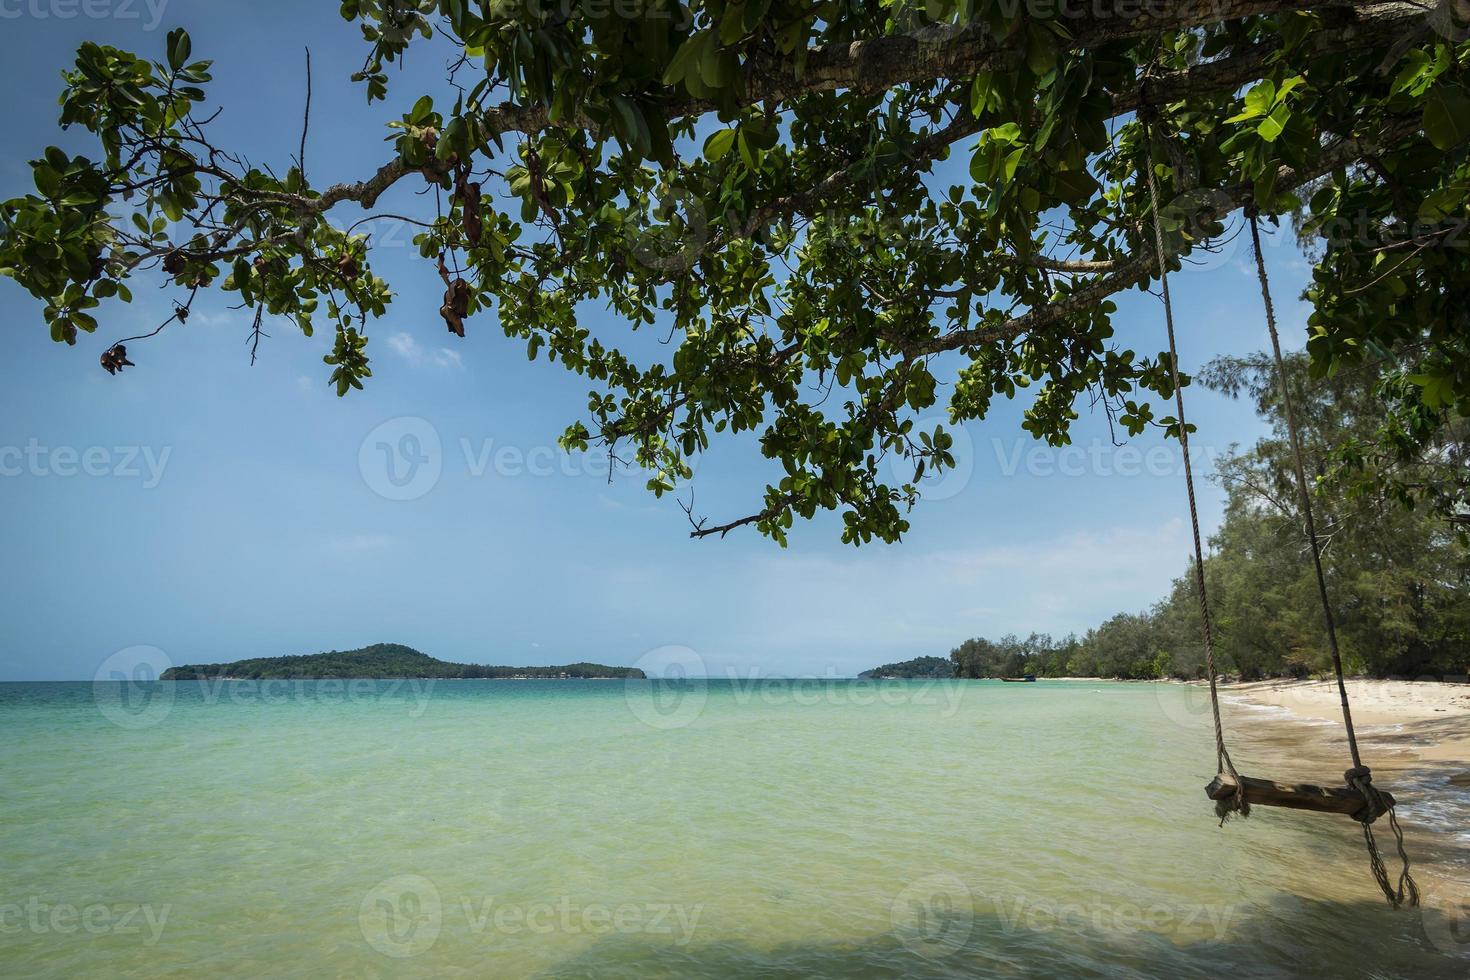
left=1248, top=214, right=1418, bottom=908
left=1140, top=120, right=1247, bottom=822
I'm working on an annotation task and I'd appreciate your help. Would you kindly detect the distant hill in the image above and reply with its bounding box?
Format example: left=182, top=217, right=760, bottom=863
left=160, top=643, right=645, bottom=680
left=858, top=656, right=955, bottom=679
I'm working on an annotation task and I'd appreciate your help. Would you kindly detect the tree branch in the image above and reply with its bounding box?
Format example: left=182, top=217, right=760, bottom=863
left=925, top=114, right=1423, bottom=355
left=304, top=1, right=1423, bottom=220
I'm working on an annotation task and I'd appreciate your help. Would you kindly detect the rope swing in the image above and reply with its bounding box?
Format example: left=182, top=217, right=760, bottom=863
left=1139, top=122, right=1247, bottom=823
left=1138, top=119, right=1419, bottom=908
left=1247, top=214, right=1419, bottom=909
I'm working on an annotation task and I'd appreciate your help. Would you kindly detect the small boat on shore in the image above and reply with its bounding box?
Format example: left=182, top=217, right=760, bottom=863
left=1001, top=675, right=1037, bottom=683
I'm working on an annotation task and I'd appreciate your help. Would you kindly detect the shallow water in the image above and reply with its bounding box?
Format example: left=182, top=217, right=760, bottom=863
left=1, top=679, right=1466, bottom=977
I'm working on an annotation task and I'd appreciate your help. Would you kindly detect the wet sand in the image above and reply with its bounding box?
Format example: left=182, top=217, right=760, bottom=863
left=1218, top=678, right=1470, bottom=770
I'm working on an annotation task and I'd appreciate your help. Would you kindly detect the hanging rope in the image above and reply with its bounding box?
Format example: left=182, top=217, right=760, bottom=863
left=1246, top=214, right=1419, bottom=909
left=1138, top=117, right=1247, bottom=823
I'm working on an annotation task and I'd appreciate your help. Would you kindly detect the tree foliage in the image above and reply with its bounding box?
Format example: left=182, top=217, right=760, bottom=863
left=858, top=654, right=957, bottom=677
left=3, top=1, right=1469, bottom=542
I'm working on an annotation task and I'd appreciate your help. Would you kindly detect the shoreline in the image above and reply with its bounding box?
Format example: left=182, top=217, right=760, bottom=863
left=1210, top=677, right=1470, bottom=775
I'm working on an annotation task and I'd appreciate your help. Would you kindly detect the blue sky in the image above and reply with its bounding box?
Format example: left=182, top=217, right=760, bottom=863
left=0, top=2, right=1313, bottom=680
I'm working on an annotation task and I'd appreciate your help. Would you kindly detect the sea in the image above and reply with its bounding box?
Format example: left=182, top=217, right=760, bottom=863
left=1, top=678, right=1466, bottom=977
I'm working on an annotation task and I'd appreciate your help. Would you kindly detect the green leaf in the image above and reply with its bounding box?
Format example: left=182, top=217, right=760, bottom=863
left=1257, top=103, right=1290, bottom=142
left=971, top=72, right=996, bottom=115
left=1226, top=79, right=1275, bottom=123
left=33, top=165, right=61, bottom=198
left=661, top=33, right=707, bottom=86
left=1423, top=84, right=1470, bottom=151
left=1001, top=146, right=1024, bottom=182
left=1024, top=27, right=1056, bottom=77
left=703, top=128, right=737, bottom=161
left=166, top=29, right=191, bottom=72
left=1051, top=169, right=1098, bottom=205
left=988, top=122, right=1022, bottom=144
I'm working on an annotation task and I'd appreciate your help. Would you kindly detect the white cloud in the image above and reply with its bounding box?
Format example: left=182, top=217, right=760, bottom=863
left=386, top=331, right=464, bottom=370
left=185, top=310, right=241, bottom=329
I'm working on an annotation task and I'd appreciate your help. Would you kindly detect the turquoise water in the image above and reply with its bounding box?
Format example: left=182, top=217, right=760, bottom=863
left=1, top=679, right=1465, bottom=977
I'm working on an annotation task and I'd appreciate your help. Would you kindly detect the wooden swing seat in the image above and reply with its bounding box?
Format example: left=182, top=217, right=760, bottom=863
left=1206, top=773, right=1393, bottom=820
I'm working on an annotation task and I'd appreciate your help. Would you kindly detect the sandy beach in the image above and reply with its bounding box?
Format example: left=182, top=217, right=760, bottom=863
left=1215, top=678, right=1470, bottom=771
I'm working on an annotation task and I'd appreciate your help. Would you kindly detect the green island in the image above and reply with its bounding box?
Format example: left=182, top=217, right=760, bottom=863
left=159, top=643, right=644, bottom=680
left=857, top=656, right=956, bottom=679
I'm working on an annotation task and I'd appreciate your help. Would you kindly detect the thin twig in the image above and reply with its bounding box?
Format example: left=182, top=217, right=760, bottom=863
left=298, top=48, right=313, bottom=181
